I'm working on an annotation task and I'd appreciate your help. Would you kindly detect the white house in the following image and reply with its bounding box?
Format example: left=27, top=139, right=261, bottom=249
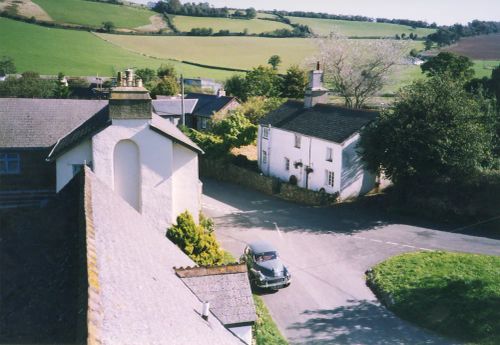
left=257, top=67, right=380, bottom=200
left=47, top=71, right=203, bottom=229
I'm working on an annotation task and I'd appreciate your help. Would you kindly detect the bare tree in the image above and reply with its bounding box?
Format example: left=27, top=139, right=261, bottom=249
left=314, top=35, right=409, bottom=108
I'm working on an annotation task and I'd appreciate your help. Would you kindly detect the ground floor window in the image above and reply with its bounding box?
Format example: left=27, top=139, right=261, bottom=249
left=285, top=157, right=290, bottom=171
left=200, top=117, right=209, bottom=130
left=325, top=170, right=334, bottom=187
left=0, top=153, right=20, bottom=175
left=262, top=150, right=267, bottom=164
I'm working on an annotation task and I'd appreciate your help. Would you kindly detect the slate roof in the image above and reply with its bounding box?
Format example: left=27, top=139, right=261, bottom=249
left=186, top=93, right=238, bottom=117
left=86, top=169, right=241, bottom=344
left=152, top=99, right=198, bottom=116
left=260, top=100, right=379, bottom=144
left=175, top=264, right=257, bottom=326
left=0, top=98, right=107, bottom=148
left=150, top=114, right=203, bottom=154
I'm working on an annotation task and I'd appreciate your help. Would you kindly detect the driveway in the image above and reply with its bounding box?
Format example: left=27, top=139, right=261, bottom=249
left=202, top=179, right=500, bottom=345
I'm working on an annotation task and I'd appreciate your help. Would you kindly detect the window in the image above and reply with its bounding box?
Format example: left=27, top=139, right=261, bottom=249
left=262, top=127, right=269, bottom=139
left=325, top=170, right=335, bottom=187
left=262, top=150, right=267, bottom=164
left=284, top=157, right=290, bottom=171
left=0, top=153, right=20, bottom=175
left=200, top=117, right=208, bottom=130
left=326, top=147, right=333, bottom=162
left=72, top=164, right=83, bottom=176
left=294, top=134, right=301, bottom=148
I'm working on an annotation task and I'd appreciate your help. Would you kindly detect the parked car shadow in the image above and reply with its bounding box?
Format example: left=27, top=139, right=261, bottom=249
left=286, top=300, right=457, bottom=345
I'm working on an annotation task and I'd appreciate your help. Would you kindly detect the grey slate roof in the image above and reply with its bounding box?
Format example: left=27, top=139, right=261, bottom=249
left=260, top=100, right=379, bottom=144
left=176, top=265, right=256, bottom=326
left=86, top=169, right=241, bottom=344
left=150, top=114, right=203, bottom=154
left=186, top=93, right=238, bottom=117
left=0, top=98, right=107, bottom=148
left=152, top=99, right=198, bottom=116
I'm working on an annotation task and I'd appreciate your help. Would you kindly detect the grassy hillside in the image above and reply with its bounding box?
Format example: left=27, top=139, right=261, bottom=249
left=172, top=15, right=291, bottom=34
left=287, top=16, right=436, bottom=37
left=96, top=33, right=315, bottom=71
left=0, top=17, right=235, bottom=79
left=31, top=0, right=153, bottom=28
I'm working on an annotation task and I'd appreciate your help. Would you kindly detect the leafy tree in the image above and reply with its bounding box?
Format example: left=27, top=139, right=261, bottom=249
left=167, top=211, right=225, bottom=266
left=359, top=75, right=497, bottom=190
left=53, top=72, right=70, bottom=98
left=491, top=64, right=500, bottom=102
left=157, top=64, right=177, bottom=78
left=245, top=7, right=257, bottom=19
left=101, top=21, right=115, bottom=32
left=267, top=55, right=282, bottom=70
left=245, top=65, right=282, bottom=99
left=0, top=56, right=16, bottom=77
left=234, top=96, right=285, bottom=124
left=224, top=74, right=247, bottom=100
left=135, top=68, right=156, bottom=83
left=409, top=48, right=419, bottom=57
left=150, top=76, right=179, bottom=97
left=421, top=52, right=475, bottom=81
left=281, top=65, right=308, bottom=99
left=424, top=39, right=433, bottom=50
left=317, top=36, right=408, bottom=108
left=0, top=71, right=56, bottom=98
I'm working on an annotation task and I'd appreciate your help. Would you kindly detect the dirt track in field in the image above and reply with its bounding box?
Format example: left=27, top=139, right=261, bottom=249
left=0, top=0, right=52, bottom=22
left=444, top=34, right=500, bottom=60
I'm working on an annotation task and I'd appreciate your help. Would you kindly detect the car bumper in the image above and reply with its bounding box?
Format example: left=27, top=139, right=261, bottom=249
left=255, top=278, right=291, bottom=289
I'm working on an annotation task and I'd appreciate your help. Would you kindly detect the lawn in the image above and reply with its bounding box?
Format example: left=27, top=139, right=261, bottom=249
left=473, top=60, right=500, bottom=78
left=286, top=16, right=436, bottom=38
left=0, top=17, right=236, bottom=79
left=31, top=0, right=153, bottom=28
left=172, top=15, right=291, bottom=34
left=367, top=251, right=500, bottom=344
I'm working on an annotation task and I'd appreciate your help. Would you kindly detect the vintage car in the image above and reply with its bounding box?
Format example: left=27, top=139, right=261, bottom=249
left=241, top=241, right=291, bottom=290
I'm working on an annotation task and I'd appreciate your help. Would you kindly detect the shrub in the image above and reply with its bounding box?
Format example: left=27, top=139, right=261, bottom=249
left=167, top=211, right=225, bottom=266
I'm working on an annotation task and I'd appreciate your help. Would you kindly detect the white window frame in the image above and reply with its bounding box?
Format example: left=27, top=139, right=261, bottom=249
left=262, top=127, right=269, bottom=139
left=326, top=147, right=333, bottom=162
left=0, top=153, right=20, bottom=175
left=262, top=150, right=267, bottom=164
left=325, top=170, right=334, bottom=187
left=200, top=117, right=208, bottom=130
left=294, top=134, right=301, bottom=148
left=284, top=157, right=290, bottom=171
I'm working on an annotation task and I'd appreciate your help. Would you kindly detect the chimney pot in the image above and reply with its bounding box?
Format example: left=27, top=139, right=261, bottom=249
left=201, top=301, right=210, bottom=321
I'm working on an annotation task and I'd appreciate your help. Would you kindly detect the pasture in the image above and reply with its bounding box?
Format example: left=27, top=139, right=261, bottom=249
left=0, top=18, right=235, bottom=79
left=444, top=34, right=500, bottom=60
left=286, top=16, right=436, bottom=37
left=172, top=15, right=291, bottom=34
left=31, top=0, right=154, bottom=29
left=473, top=60, right=500, bottom=78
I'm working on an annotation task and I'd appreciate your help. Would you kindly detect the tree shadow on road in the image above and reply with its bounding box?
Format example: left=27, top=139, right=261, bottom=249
left=203, top=178, right=451, bottom=235
left=286, top=300, right=456, bottom=345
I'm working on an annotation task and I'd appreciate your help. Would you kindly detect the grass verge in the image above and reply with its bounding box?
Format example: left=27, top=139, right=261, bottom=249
left=366, top=251, right=500, bottom=345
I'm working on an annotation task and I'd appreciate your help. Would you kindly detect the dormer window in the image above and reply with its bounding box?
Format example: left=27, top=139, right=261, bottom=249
left=326, top=147, right=333, bottom=162
left=0, top=153, right=20, bottom=175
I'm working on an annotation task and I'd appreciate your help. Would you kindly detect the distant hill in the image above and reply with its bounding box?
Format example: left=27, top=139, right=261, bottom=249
left=286, top=16, right=436, bottom=38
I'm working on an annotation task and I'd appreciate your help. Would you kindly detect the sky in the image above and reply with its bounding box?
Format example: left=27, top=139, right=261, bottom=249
left=132, top=0, right=500, bottom=25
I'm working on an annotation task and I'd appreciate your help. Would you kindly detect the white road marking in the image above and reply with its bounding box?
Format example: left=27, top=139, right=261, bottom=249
left=273, top=222, right=283, bottom=238
left=386, top=242, right=399, bottom=246
left=369, top=239, right=383, bottom=243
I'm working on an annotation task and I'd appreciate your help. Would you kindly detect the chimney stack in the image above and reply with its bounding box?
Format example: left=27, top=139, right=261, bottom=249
left=109, top=69, right=152, bottom=120
left=216, top=88, right=226, bottom=97
left=304, top=62, right=328, bottom=108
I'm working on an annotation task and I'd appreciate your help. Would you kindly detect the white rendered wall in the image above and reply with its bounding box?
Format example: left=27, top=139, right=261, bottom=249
left=55, top=140, right=92, bottom=192
left=339, top=133, right=376, bottom=200
left=229, top=325, right=252, bottom=345
left=92, top=119, right=175, bottom=231
left=172, top=143, right=200, bottom=223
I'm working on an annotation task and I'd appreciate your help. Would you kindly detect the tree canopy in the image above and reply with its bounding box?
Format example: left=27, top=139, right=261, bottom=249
left=421, top=52, right=475, bottom=80
left=359, top=75, right=497, bottom=189
left=0, top=56, right=16, bottom=77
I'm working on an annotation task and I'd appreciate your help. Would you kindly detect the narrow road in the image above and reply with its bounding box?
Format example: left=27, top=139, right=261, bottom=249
left=202, top=179, right=500, bottom=345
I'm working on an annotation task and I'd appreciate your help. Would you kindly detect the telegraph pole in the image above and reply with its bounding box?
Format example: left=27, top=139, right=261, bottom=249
left=181, top=74, right=185, bottom=127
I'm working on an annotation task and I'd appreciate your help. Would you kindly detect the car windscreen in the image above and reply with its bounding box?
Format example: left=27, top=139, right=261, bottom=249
left=254, top=251, right=277, bottom=262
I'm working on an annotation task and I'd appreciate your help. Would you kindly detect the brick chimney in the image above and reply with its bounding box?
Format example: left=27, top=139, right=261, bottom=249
left=304, top=62, right=328, bottom=108
left=216, top=88, right=226, bottom=97
left=109, top=69, right=152, bottom=120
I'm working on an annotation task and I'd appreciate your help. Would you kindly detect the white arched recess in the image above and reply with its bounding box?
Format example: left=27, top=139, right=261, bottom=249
left=113, top=139, right=141, bottom=211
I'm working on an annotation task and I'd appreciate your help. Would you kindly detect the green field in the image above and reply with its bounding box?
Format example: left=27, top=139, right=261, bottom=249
left=96, top=33, right=316, bottom=71
left=287, top=16, right=436, bottom=37
left=0, top=18, right=235, bottom=79
left=32, top=0, right=154, bottom=28
left=172, top=15, right=291, bottom=34
left=473, top=60, right=500, bottom=78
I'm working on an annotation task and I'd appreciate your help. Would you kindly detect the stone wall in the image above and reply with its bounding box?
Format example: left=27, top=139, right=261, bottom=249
left=200, top=158, right=339, bottom=206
